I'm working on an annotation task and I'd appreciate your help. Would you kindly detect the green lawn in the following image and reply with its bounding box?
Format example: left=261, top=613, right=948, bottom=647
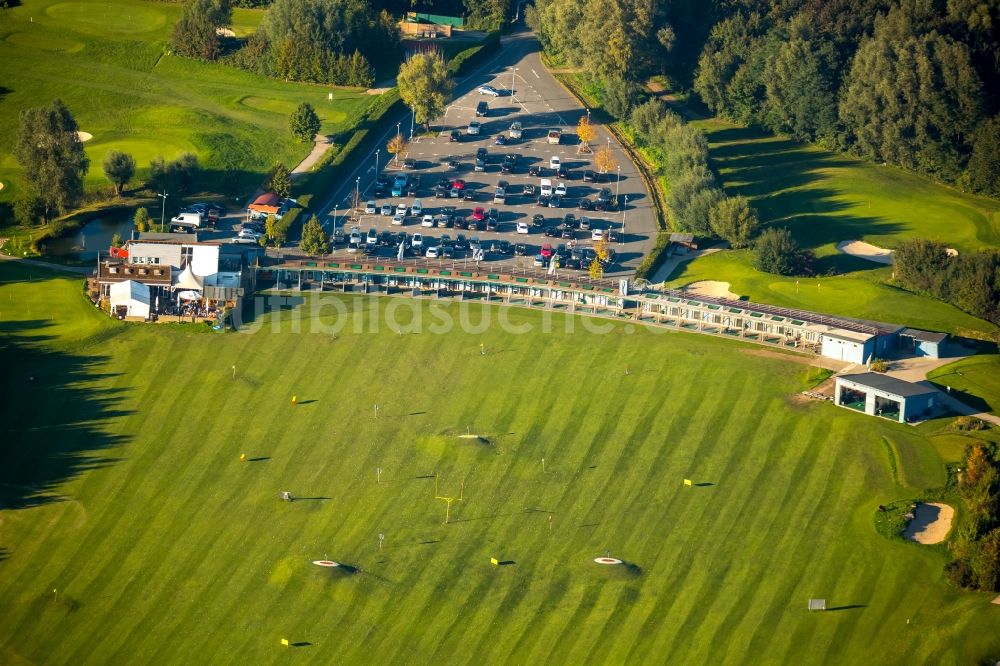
left=0, top=0, right=376, bottom=202
left=1, top=262, right=999, bottom=664
left=664, top=250, right=997, bottom=339
left=927, top=355, right=1000, bottom=415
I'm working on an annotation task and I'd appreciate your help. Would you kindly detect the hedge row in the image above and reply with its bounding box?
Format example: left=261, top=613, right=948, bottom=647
left=447, top=32, right=501, bottom=77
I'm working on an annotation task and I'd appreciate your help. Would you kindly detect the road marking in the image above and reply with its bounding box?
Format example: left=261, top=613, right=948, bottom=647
left=532, top=69, right=539, bottom=78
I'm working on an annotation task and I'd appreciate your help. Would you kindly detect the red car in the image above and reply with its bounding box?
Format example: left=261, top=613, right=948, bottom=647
left=540, top=243, right=553, bottom=258
left=450, top=179, right=466, bottom=191
left=472, top=207, right=485, bottom=221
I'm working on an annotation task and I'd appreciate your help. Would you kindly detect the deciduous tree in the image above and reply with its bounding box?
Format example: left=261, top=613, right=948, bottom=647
left=709, top=195, right=758, bottom=248
left=576, top=115, right=596, bottom=153
left=289, top=102, right=321, bottom=143
left=103, top=150, right=135, bottom=196
left=752, top=227, right=811, bottom=276
left=594, top=145, right=618, bottom=174
left=133, top=207, right=151, bottom=232
left=387, top=134, right=408, bottom=165
left=170, top=0, right=231, bottom=61
left=13, top=99, right=89, bottom=223
left=397, top=53, right=454, bottom=132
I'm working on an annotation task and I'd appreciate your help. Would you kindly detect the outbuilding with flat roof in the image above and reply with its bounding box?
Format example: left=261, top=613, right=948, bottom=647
left=835, top=372, right=940, bottom=423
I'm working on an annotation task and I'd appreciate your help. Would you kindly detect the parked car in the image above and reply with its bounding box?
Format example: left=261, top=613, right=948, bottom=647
left=366, top=228, right=378, bottom=244
left=422, top=214, right=435, bottom=227
left=441, top=243, right=455, bottom=258
left=425, top=245, right=440, bottom=258
left=435, top=214, right=451, bottom=228
left=450, top=129, right=462, bottom=142
left=516, top=221, right=530, bottom=234
left=468, top=120, right=481, bottom=135
left=576, top=216, right=588, bottom=230
left=523, top=183, right=537, bottom=196
left=237, top=228, right=261, bottom=240
left=494, top=135, right=506, bottom=146
left=403, top=158, right=416, bottom=169
left=476, top=101, right=489, bottom=116
left=548, top=195, right=562, bottom=208
left=537, top=194, right=551, bottom=208
left=550, top=155, right=561, bottom=170
left=380, top=202, right=393, bottom=216
left=509, top=121, right=523, bottom=139
left=378, top=231, right=392, bottom=246
left=454, top=234, right=468, bottom=250
left=540, top=243, right=554, bottom=258
left=539, top=179, right=553, bottom=197
left=501, top=154, right=516, bottom=173
left=396, top=202, right=408, bottom=216
left=514, top=242, right=529, bottom=256
left=578, top=198, right=595, bottom=211
left=490, top=240, right=513, bottom=256
left=583, top=170, right=596, bottom=183
left=365, top=201, right=376, bottom=214
left=478, top=85, right=500, bottom=96
left=411, top=233, right=424, bottom=249
left=463, top=190, right=476, bottom=202
left=591, top=227, right=606, bottom=241
left=472, top=207, right=486, bottom=222
left=475, top=148, right=488, bottom=171
left=411, top=199, right=423, bottom=216
left=451, top=178, right=466, bottom=191
left=554, top=182, right=567, bottom=197
left=407, top=177, right=420, bottom=197
left=392, top=213, right=405, bottom=226
left=547, top=129, right=561, bottom=144
left=533, top=254, right=546, bottom=267
left=528, top=165, right=541, bottom=177
left=597, top=187, right=613, bottom=205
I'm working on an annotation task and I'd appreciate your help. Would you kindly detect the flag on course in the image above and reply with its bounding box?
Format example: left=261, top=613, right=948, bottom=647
left=684, top=479, right=692, bottom=487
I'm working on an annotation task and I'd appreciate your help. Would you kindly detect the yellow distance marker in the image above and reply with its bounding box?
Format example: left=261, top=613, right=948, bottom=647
left=281, top=639, right=290, bottom=647
left=490, top=557, right=499, bottom=566
left=684, top=479, right=693, bottom=487
left=240, top=453, right=246, bottom=462
left=291, top=396, right=298, bottom=406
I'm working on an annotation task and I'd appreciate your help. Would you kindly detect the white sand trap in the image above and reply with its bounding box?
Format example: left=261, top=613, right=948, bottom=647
left=837, top=240, right=893, bottom=264
left=903, top=502, right=954, bottom=544
left=215, top=27, right=236, bottom=37
left=684, top=280, right=739, bottom=300
left=0, top=182, right=4, bottom=191
left=76, top=131, right=93, bottom=142
left=946, top=248, right=959, bottom=257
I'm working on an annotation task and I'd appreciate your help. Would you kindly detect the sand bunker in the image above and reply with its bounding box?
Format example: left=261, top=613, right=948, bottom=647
left=837, top=240, right=893, bottom=264
left=0, top=182, right=4, bottom=191
left=903, top=502, right=954, bottom=544
left=683, top=280, right=739, bottom=300
left=76, top=131, right=93, bottom=142
left=946, top=248, right=959, bottom=257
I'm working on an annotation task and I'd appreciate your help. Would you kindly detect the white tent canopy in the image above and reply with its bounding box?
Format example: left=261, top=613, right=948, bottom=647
left=109, top=280, right=151, bottom=319
left=172, top=264, right=204, bottom=292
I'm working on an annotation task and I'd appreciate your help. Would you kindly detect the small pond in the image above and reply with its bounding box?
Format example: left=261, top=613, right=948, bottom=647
left=44, top=216, right=135, bottom=261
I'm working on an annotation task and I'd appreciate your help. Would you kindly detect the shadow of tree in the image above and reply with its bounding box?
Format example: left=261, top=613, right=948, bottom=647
left=706, top=125, right=905, bottom=258
left=0, top=319, right=130, bottom=511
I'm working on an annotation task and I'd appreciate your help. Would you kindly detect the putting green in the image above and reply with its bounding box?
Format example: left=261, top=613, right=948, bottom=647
left=3, top=31, right=85, bottom=53
left=45, top=2, right=167, bottom=34
left=239, top=95, right=351, bottom=124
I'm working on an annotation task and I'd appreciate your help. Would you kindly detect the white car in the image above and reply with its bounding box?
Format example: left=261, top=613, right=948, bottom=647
left=366, top=228, right=378, bottom=245
left=411, top=199, right=423, bottom=216
left=411, top=233, right=424, bottom=249
left=425, top=245, right=440, bottom=258
left=365, top=200, right=376, bottom=214
left=391, top=213, right=405, bottom=226
left=509, top=121, right=523, bottom=139
left=237, top=228, right=261, bottom=240
left=554, top=182, right=567, bottom=197
left=516, top=221, right=529, bottom=234
left=591, top=227, right=606, bottom=241
left=467, top=121, right=481, bottom=135
left=421, top=214, right=435, bottom=227
left=539, top=178, right=553, bottom=197
left=477, top=85, right=501, bottom=96
left=396, top=203, right=408, bottom=216
left=549, top=156, right=561, bottom=170
left=380, top=202, right=392, bottom=216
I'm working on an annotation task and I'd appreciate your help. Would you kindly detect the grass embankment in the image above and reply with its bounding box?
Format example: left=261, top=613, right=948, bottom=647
left=1, top=262, right=999, bottom=664
left=0, top=0, right=377, bottom=203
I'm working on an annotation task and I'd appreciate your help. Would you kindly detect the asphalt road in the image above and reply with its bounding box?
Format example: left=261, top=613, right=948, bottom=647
left=218, top=28, right=656, bottom=278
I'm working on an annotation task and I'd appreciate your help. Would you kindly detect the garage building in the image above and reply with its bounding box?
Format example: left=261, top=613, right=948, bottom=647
left=834, top=372, right=940, bottom=423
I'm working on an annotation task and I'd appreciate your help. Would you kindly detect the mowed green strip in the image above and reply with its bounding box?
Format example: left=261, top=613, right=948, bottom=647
left=1, top=269, right=999, bottom=664
left=0, top=0, right=375, bottom=200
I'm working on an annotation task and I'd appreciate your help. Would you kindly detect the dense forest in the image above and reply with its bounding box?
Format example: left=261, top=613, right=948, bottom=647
left=529, top=0, right=1000, bottom=198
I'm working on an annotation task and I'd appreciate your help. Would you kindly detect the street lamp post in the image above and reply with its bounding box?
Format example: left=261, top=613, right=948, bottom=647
left=355, top=176, right=361, bottom=217
left=511, top=67, right=516, bottom=99
left=332, top=205, right=338, bottom=251
left=157, top=191, right=168, bottom=232
left=410, top=108, right=414, bottom=141
left=375, top=149, right=380, bottom=179
left=616, top=165, right=621, bottom=199
left=620, top=195, right=628, bottom=246
left=586, top=107, right=590, bottom=124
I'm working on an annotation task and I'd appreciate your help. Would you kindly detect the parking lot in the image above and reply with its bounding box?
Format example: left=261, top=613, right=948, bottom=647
left=310, top=33, right=658, bottom=278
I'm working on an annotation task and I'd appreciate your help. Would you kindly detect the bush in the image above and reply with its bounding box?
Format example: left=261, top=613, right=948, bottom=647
left=869, top=358, right=889, bottom=373
left=752, top=227, right=814, bottom=276
left=953, top=416, right=989, bottom=431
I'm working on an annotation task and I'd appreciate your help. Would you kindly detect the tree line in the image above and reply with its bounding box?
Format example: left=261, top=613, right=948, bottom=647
left=529, top=0, right=1000, bottom=198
